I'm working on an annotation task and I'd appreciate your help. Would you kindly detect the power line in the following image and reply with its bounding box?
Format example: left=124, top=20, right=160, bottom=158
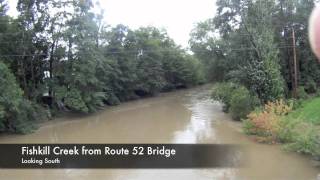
left=0, top=45, right=296, bottom=57
left=0, top=31, right=296, bottom=38
left=0, top=39, right=295, bottom=46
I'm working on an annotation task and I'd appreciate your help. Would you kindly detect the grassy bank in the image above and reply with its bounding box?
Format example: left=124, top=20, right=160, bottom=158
left=211, top=83, right=320, bottom=160
left=286, top=98, right=320, bottom=125
left=244, top=97, right=320, bottom=160
left=282, top=98, right=320, bottom=160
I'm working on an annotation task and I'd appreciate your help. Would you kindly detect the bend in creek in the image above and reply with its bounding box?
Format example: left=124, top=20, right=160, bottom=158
left=0, top=85, right=318, bottom=180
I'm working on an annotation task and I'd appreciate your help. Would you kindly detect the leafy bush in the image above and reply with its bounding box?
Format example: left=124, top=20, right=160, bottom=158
left=245, top=97, right=320, bottom=160
left=316, top=90, right=320, bottom=97
left=304, top=79, right=317, bottom=94
left=277, top=117, right=300, bottom=142
left=12, top=101, right=39, bottom=134
left=245, top=111, right=280, bottom=142
left=105, top=93, right=121, bottom=106
left=55, top=85, right=107, bottom=113
left=284, top=123, right=320, bottom=158
left=286, top=98, right=303, bottom=110
left=211, top=82, right=239, bottom=112
left=0, top=62, right=37, bottom=133
left=244, top=99, right=293, bottom=142
left=212, top=82, right=259, bottom=120
left=264, top=99, right=293, bottom=116
left=229, top=86, right=259, bottom=120
left=297, top=86, right=309, bottom=99
left=278, top=97, right=320, bottom=159
left=243, top=57, right=285, bottom=103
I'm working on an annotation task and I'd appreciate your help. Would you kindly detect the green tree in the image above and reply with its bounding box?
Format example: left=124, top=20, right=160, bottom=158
left=191, top=0, right=285, bottom=102
left=55, top=0, right=107, bottom=113
left=0, top=0, right=207, bottom=134
left=241, top=0, right=284, bottom=102
left=0, top=61, right=36, bottom=133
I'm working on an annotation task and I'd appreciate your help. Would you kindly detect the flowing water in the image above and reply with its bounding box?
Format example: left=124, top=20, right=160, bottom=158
left=0, top=85, right=319, bottom=180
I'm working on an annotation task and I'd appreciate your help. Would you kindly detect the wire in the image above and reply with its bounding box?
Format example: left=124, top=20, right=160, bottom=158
left=0, top=45, right=296, bottom=57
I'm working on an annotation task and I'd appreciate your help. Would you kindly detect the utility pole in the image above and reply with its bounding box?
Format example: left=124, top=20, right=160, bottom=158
left=292, top=28, right=298, bottom=98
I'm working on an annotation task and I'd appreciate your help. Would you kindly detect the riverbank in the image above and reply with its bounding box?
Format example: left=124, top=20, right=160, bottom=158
left=0, top=86, right=318, bottom=179
left=244, top=97, right=320, bottom=161
left=211, top=82, right=320, bottom=162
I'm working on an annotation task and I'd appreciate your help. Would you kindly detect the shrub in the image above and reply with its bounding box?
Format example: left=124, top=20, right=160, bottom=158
left=243, top=118, right=256, bottom=135
left=264, top=99, right=292, bottom=116
left=243, top=57, right=285, bottom=103
left=286, top=98, right=303, bottom=110
left=316, top=90, right=320, bottom=97
left=277, top=117, right=299, bottom=143
left=12, top=101, right=38, bottom=134
left=244, top=99, right=293, bottom=142
left=211, top=82, right=238, bottom=112
left=0, top=62, right=38, bottom=133
left=244, top=97, right=320, bottom=159
left=229, top=87, right=259, bottom=120
left=297, top=86, right=309, bottom=99
left=212, top=82, right=259, bottom=120
left=304, top=79, right=317, bottom=94
left=245, top=110, right=280, bottom=142
left=284, top=122, right=320, bottom=158
left=106, top=93, right=121, bottom=106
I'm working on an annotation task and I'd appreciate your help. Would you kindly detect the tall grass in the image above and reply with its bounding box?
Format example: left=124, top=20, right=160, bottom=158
left=243, top=98, right=320, bottom=159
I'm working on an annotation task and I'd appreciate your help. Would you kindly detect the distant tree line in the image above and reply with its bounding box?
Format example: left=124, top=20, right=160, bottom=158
left=0, top=0, right=205, bottom=133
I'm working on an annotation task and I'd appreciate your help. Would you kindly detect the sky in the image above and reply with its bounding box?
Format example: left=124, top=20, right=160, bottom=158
left=7, top=0, right=216, bottom=48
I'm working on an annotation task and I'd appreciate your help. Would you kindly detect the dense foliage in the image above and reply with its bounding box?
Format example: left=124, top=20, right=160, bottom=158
left=197, top=0, right=320, bottom=159
left=190, top=0, right=320, bottom=101
left=243, top=98, right=320, bottom=159
left=212, top=82, right=259, bottom=120
left=0, top=62, right=38, bottom=133
left=0, top=0, right=204, bottom=133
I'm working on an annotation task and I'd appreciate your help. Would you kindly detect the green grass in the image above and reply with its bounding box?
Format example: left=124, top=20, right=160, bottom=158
left=280, top=97, right=320, bottom=158
left=286, top=97, right=320, bottom=125
left=242, top=97, right=320, bottom=158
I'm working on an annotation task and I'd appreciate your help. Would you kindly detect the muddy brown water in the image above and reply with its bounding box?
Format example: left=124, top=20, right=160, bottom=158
left=0, top=85, right=319, bottom=180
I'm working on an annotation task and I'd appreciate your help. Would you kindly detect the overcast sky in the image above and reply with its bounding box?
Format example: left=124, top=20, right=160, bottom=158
left=7, top=0, right=216, bottom=48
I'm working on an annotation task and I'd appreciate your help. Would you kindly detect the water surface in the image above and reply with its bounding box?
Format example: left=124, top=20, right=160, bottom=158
left=0, top=86, right=318, bottom=179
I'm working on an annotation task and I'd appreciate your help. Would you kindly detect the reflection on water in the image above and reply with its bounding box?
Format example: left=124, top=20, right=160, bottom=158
left=173, top=95, right=216, bottom=143
left=0, top=85, right=318, bottom=180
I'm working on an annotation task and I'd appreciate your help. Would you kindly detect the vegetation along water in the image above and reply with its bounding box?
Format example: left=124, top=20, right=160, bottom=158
left=0, top=0, right=319, bottom=179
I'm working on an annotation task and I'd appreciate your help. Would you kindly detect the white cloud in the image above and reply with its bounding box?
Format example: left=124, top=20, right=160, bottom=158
left=7, top=0, right=216, bottom=48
